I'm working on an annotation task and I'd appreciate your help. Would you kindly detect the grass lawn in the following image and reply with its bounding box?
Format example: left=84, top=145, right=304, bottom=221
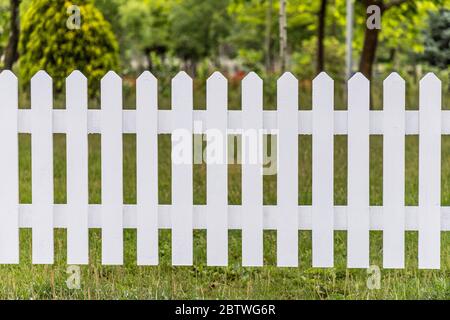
left=0, top=132, right=448, bottom=300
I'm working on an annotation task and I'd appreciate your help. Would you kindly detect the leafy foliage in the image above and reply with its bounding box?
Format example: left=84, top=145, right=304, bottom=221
left=19, top=0, right=119, bottom=94
left=0, top=0, right=10, bottom=67
left=423, top=8, right=450, bottom=69
left=169, top=0, right=231, bottom=64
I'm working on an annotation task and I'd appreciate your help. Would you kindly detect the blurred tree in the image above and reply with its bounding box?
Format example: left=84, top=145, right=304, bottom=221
left=228, top=0, right=318, bottom=73
left=316, top=0, right=328, bottom=73
left=358, top=0, right=443, bottom=80
left=170, top=0, right=231, bottom=75
left=265, top=0, right=273, bottom=72
left=0, top=0, right=10, bottom=66
left=422, top=8, right=450, bottom=69
left=19, top=0, right=119, bottom=95
left=279, top=0, right=287, bottom=72
left=119, top=0, right=171, bottom=71
left=3, top=0, right=21, bottom=69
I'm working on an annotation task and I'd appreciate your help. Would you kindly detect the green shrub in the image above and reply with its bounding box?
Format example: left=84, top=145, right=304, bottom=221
left=19, top=0, right=119, bottom=96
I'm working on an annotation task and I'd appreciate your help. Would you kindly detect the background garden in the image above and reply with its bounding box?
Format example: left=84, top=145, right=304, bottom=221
left=0, top=0, right=449, bottom=299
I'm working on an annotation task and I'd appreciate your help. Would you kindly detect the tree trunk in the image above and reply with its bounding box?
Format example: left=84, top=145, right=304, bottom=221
left=359, top=24, right=380, bottom=81
left=264, top=0, right=273, bottom=73
left=359, top=0, right=408, bottom=80
left=279, top=0, right=287, bottom=73
left=316, top=0, right=328, bottom=74
left=4, top=0, right=21, bottom=70
left=144, top=48, right=153, bottom=71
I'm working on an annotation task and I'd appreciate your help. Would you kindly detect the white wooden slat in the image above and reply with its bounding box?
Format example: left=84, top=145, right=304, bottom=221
left=312, top=72, right=334, bottom=267
left=66, top=71, right=89, bottom=265
left=171, top=71, right=193, bottom=266
left=276, top=72, right=299, bottom=267
left=241, top=72, right=263, bottom=266
left=419, top=73, right=441, bottom=269
left=347, top=73, right=370, bottom=268
left=0, top=71, right=19, bottom=263
left=31, top=71, right=54, bottom=264
left=383, top=73, right=405, bottom=268
left=101, top=71, right=123, bottom=265
left=136, top=71, right=159, bottom=265
left=206, top=72, right=228, bottom=266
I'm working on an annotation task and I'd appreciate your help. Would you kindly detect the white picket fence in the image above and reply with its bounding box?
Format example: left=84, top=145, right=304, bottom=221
left=0, top=69, right=446, bottom=269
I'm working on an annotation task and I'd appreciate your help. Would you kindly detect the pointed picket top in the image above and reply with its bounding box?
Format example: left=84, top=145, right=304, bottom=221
left=420, top=72, right=441, bottom=112
left=66, top=70, right=87, bottom=113
left=277, top=71, right=297, bottom=85
left=242, top=71, right=262, bottom=84
left=0, top=70, right=17, bottom=81
left=348, top=72, right=369, bottom=97
left=420, top=72, right=441, bottom=86
left=31, top=70, right=52, bottom=84
left=207, top=71, right=227, bottom=82
left=101, top=70, right=121, bottom=83
left=384, top=72, right=404, bottom=85
left=0, top=70, right=18, bottom=99
left=137, top=70, right=157, bottom=82
left=67, top=70, right=87, bottom=82
left=31, top=71, right=52, bottom=111
left=172, top=70, right=192, bottom=85
left=242, top=71, right=262, bottom=111
left=172, top=71, right=192, bottom=111
left=66, top=70, right=87, bottom=89
left=348, top=72, right=369, bottom=84
left=383, top=72, right=405, bottom=113
left=277, top=72, right=298, bottom=111
left=207, top=72, right=227, bottom=112
left=313, top=71, right=333, bottom=84
left=136, top=71, right=157, bottom=112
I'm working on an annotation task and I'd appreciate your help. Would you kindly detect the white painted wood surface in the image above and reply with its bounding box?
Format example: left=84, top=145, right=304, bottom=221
left=347, top=73, right=370, bottom=268
left=66, top=71, right=89, bottom=264
left=171, top=72, right=193, bottom=266
left=241, top=72, right=263, bottom=266
left=136, top=71, right=159, bottom=265
left=277, top=72, right=299, bottom=267
left=206, top=72, right=228, bottom=266
left=418, top=73, right=441, bottom=269
left=101, top=71, right=123, bottom=265
left=31, top=71, right=54, bottom=264
left=0, top=71, right=19, bottom=263
left=383, top=73, right=405, bottom=269
left=312, top=72, right=334, bottom=267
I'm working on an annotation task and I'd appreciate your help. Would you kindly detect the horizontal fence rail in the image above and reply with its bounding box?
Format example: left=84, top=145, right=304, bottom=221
left=0, top=69, right=446, bottom=269
left=15, top=109, right=450, bottom=134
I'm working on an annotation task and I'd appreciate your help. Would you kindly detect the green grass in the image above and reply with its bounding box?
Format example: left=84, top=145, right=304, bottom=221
left=0, top=131, right=449, bottom=300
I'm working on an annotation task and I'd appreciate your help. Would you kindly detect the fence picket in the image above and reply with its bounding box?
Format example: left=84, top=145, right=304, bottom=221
left=66, top=71, right=89, bottom=264
left=312, top=72, right=334, bottom=267
left=242, top=72, right=263, bottom=266
left=171, top=71, right=193, bottom=266
left=347, top=73, right=370, bottom=268
left=0, top=71, right=19, bottom=264
left=206, top=72, right=228, bottom=266
left=383, top=73, right=405, bottom=268
left=31, top=71, right=54, bottom=264
left=101, top=71, right=123, bottom=265
left=136, top=71, right=159, bottom=265
left=419, top=73, right=441, bottom=269
left=277, top=72, right=298, bottom=267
